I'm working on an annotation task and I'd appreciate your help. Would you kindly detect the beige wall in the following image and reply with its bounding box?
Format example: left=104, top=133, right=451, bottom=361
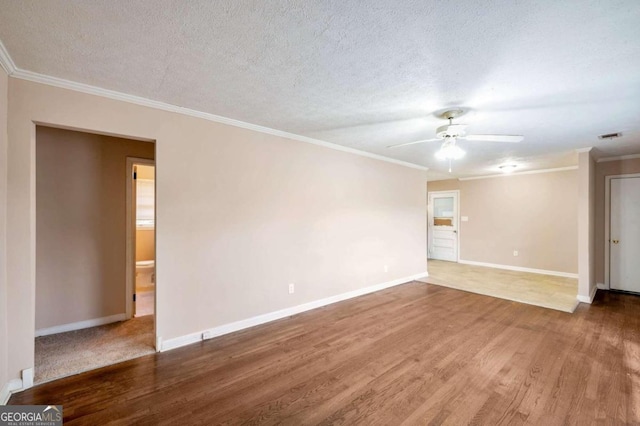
left=577, top=150, right=596, bottom=300
left=136, top=229, right=155, bottom=261
left=428, top=169, right=578, bottom=274
left=595, top=157, right=640, bottom=284
left=36, top=127, right=154, bottom=329
left=0, top=66, right=9, bottom=396
left=6, top=78, right=427, bottom=383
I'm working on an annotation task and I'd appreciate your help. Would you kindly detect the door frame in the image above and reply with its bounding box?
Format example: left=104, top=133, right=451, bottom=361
left=604, top=173, right=640, bottom=290
left=427, top=190, right=460, bottom=262
left=125, top=157, right=156, bottom=320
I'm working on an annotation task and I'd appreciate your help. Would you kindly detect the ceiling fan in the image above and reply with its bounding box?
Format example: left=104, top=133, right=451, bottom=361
left=387, top=109, right=524, bottom=172
left=387, top=109, right=524, bottom=148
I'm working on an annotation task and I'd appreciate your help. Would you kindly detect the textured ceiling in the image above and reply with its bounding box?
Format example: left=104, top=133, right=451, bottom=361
left=1, top=0, right=639, bottom=179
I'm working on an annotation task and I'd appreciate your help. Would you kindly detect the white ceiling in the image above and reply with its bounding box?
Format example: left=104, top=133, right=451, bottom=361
left=0, top=0, right=639, bottom=179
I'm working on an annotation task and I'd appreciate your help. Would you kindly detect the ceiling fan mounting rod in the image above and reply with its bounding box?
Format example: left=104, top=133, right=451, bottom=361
left=441, top=109, right=465, bottom=120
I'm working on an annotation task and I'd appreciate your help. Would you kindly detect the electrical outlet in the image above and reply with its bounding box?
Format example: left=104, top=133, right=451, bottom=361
left=384, top=265, right=389, bottom=273
left=288, top=283, right=295, bottom=294
left=202, top=330, right=213, bottom=340
left=513, top=250, right=519, bottom=256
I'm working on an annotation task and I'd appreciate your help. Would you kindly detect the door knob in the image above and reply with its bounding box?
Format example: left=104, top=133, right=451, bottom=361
left=612, top=239, right=620, bottom=244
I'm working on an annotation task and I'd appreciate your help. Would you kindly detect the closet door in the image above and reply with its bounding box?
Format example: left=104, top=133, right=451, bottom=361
left=609, top=176, right=640, bottom=293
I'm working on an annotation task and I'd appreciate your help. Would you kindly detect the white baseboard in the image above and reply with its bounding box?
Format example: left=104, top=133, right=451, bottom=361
left=35, top=313, right=126, bottom=337
left=1, top=379, right=23, bottom=405
left=597, top=282, right=608, bottom=290
left=160, top=332, right=202, bottom=352
left=577, top=285, right=598, bottom=304
left=160, top=272, right=428, bottom=352
left=0, top=382, right=8, bottom=405
left=576, top=295, right=590, bottom=303
left=415, top=271, right=429, bottom=283
left=21, top=368, right=33, bottom=389
left=458, top=259, right=578, bottom=279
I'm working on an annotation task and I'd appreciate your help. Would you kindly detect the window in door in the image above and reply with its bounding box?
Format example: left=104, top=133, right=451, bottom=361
left=433, top=197, right=455, bottom=227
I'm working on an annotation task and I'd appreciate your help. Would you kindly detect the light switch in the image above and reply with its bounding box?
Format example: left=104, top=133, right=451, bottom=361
left=461, top=216, right=469, bottom=222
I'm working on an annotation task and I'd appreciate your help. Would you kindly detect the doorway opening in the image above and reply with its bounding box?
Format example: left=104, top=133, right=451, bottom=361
left=428, top=190, right=459, bottom=262
left=34, top=126, right=156, bottom=384
left=424, top=186, right=578, bottom=312
left=127, top=160, right=156, bottom=318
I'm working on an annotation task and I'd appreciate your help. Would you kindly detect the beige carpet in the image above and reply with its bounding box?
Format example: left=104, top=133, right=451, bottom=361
left=35, top=315, right=155, bottom=384
left=422, top=260, right=579, bottom=313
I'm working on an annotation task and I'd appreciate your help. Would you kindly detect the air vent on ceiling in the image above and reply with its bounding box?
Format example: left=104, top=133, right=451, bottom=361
left=598, top=132, right=622, bottom=140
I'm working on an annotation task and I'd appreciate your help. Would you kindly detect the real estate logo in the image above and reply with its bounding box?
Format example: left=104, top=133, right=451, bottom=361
left=0, top=405, right=63, bottom=426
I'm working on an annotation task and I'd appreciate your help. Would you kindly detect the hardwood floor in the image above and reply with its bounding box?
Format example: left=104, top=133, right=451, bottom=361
left=10, top=283, right=640, bottom=425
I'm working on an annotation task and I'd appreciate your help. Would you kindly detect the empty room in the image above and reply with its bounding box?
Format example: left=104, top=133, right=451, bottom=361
left=0, top=1, right=639, bottom=425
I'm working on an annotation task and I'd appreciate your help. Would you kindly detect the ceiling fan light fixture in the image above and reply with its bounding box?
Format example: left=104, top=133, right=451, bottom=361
left=435, top=142, right=466, bottom=160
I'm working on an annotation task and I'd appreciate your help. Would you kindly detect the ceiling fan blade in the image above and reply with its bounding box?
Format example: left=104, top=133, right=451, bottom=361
left=462, top=134, right=524, bottom=143
left=386, top=138, right=441, bottom=148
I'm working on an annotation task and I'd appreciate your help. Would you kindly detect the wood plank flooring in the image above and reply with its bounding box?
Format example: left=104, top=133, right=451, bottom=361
left=9, top=283, right=640, bottom=425
left=425, top=260, right=578, bottom=313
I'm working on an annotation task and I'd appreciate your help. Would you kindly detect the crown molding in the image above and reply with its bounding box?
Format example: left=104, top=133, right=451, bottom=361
left=0, top=39, right=16, bottom=75
left=458, top=166, right=578, bottom=181
left=5, top=64, right=428, bottom=171
left=596, top=153, right=640, bottom=163
left=0, top=38, right=425, bottom=170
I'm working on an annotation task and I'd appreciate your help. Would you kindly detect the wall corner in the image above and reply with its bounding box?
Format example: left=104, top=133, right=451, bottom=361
left=577, top=149, right=596, bottom=302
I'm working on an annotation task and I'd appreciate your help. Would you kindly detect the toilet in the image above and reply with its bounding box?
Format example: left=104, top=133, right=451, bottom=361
left=135, top=260, right=155, bottom=288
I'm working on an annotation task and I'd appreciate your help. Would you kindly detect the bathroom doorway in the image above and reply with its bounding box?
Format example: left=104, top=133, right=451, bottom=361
left=126, top=158, right=156, bottom=319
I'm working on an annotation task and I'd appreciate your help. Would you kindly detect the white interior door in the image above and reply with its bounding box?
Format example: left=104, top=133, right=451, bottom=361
left=428, top=191, right=459, bottom=262
left=610, top=176, right=640, bottom=293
